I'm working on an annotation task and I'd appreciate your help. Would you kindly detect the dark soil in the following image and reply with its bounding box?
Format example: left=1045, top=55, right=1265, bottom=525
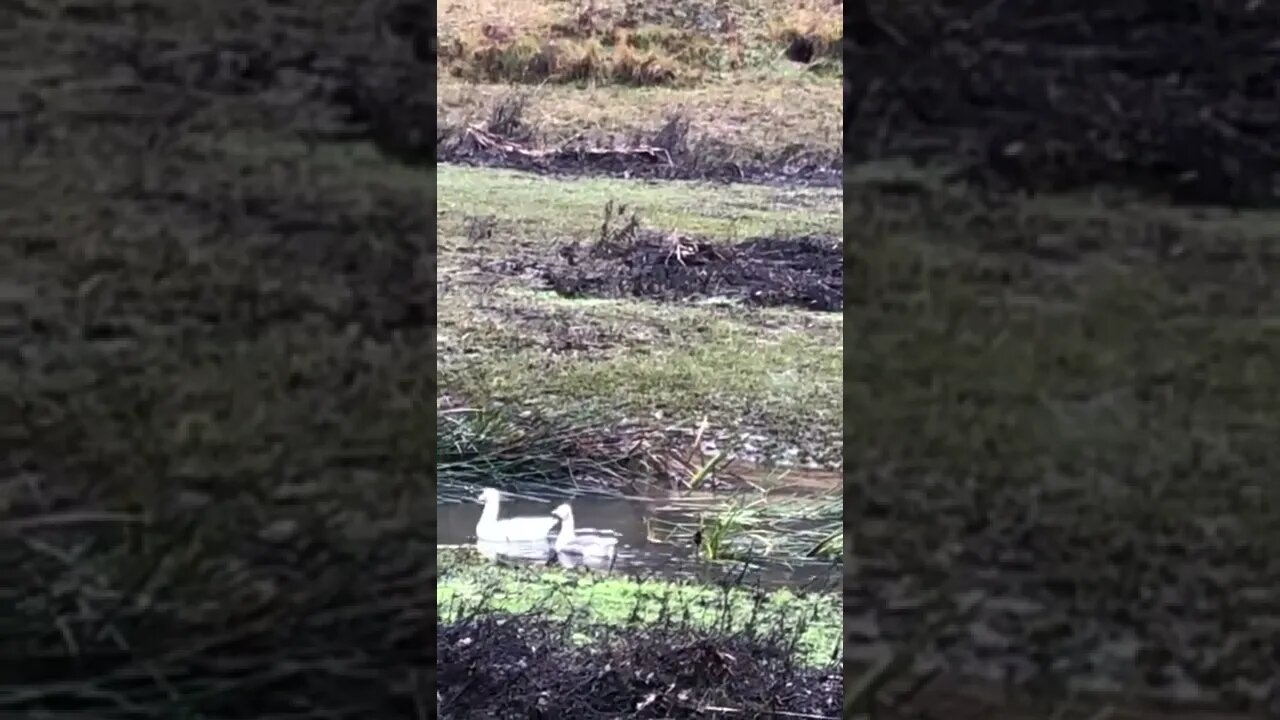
left=438, top=611, right=840, bottom=719
left=436, top=120, right=843, bottom=188
left=849, top=477, right=1280, bottom=715
left=545, top=231, right=843, bottom=312
left=846, top=0, right=1280, bottom=206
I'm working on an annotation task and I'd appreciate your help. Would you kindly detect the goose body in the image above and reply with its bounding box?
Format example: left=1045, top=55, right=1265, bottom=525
left=550, top=503, right=619, bottom=557
left=474, top=488, right=559, bottom=543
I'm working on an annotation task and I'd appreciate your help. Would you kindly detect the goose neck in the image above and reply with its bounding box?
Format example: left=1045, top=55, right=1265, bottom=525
left=479, top=495, right=500, bottom=524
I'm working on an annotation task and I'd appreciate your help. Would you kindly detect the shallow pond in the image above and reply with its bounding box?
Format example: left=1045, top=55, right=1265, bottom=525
left=437, top=488, right=841, bottom=592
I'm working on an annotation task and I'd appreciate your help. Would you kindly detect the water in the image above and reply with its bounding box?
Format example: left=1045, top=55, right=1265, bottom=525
left=439, top=491, right=841, bottom=592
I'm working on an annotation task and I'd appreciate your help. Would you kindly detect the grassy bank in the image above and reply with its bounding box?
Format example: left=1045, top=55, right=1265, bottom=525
left=438, top=0, right=840, bottom=85
left=846, top=168, right=1280, bottom=522
left=438, top=547, right=841, bottom=667
left=844, top=168, right=1280, bottom=713
left=437, top=164, right=843, bottom=466
left=436, top=0, right=841, bottom=176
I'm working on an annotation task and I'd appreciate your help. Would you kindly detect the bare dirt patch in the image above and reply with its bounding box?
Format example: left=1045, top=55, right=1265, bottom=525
left=546, top=229, right=842, bottom=312
left=438, top=602, right=840, bottom=719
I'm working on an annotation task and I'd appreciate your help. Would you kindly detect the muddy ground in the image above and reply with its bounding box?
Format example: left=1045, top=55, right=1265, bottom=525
left=437, top=112, right=843, bottom=188
left=850, top=485, right=1280, bottom=715
left=439, top=611, right=840, bottom=718
left=468, top=197, right=841, bottom=313
left=845, top=0, right=1280, bottom=206
left=547, top=231, right=842, bottom=312
left=485, top=228, right=845, bottom=313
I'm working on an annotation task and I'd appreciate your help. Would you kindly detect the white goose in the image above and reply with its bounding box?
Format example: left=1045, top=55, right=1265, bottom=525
left=550, top=502, right=619, bottom=557
left=474, top=488, right=559, bottom=543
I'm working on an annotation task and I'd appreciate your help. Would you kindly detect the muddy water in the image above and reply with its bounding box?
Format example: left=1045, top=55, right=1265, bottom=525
left=438, top=492, right=840, bottom=592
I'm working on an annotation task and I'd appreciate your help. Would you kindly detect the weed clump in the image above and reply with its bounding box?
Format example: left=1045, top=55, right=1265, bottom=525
left=435, top=0, right=768, bottom=85
left=545, top=204, right=843, bottom=311
left=437, top=405, right=685, bottom=497
left=441, top=29, right=684, bottom=86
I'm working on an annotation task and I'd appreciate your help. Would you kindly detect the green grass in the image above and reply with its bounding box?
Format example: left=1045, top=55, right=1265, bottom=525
left=437, top=165, right=843, bottom=465
left=437, top=547, right=840, bottom=667
left=167, top=130, right=843, bottom=464
left=437, top=164, right=841, bottom=242
left=846, top=174, right=1280, bottom=528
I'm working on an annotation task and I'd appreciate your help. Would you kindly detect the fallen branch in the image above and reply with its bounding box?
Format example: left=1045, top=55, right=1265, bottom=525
left=463, top=124, right=673, bottom=166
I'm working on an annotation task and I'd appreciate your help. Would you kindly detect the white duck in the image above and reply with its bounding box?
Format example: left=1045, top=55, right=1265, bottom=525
left=550, top=502, right=619, bottom=557
left=474, top=488, right=559, bottom=543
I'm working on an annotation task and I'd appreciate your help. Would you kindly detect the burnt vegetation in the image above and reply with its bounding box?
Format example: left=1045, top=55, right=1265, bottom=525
left=438, top=608, right=840, bottom=719
left=542, top=203, right=842, bottom=312
left=844, top=0, right=1280, bottom=206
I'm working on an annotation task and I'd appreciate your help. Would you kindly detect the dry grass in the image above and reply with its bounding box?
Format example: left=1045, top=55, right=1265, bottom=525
left=437, top=0, right=836, bottom=86
left=436, top=0, right=841, bottom=162
left=436, top=75, right=840, bottom=160
left=769, top=0, right=842, bottom=62
left=442, top=32, right=684, bottom=85
left=438, top=0, right=566, bottom=31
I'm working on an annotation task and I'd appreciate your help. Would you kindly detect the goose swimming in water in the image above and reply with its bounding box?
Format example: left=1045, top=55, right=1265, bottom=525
left=474, top=488, right=559, bottom=543
left=550, top=502, right=619, bottom=557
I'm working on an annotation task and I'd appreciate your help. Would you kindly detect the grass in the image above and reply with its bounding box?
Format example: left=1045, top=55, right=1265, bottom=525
left=437, top=406, right=685, bottom=500
left=437, top=546, right=841, bottom=667
left=436, top=0, right=840, bottom=172
left=646, top=491, right=844, bottom=561
left=437, top=164, right=843, bottom=466
left=0, top=0, right=839, bottom=712
left=437, top=0, right=841, bottom=86
left=832, top=166, right=1280, bottom=713
left=767, top=0, right=842, bottom=62
left=436, top=71, right=839, bottom=158
left=845, top=172, right=1280, bottom=527
left=437, top=164, right=841, bottom=240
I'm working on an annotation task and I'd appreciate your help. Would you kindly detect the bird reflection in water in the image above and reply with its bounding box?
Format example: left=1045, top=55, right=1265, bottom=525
left=555, top=549, right=619, bottom=573
left=475, top=537, right=555, bottom=566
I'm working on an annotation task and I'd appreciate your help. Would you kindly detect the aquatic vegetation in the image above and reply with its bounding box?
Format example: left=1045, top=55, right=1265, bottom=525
left=437, top=407, right=672, bottom=500
left=646, top=490, right=844, bottom=562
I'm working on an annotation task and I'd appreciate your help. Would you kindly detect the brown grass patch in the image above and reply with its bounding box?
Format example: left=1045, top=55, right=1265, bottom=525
left=440, top=31, right=683, bottom=85
left=770, top=1, right=842, bottom=63
left=436, top=78, right=841, bottom=157
left=437, top=0, right=825, bottom=85
left=438, top=0, right=565, bottom=36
